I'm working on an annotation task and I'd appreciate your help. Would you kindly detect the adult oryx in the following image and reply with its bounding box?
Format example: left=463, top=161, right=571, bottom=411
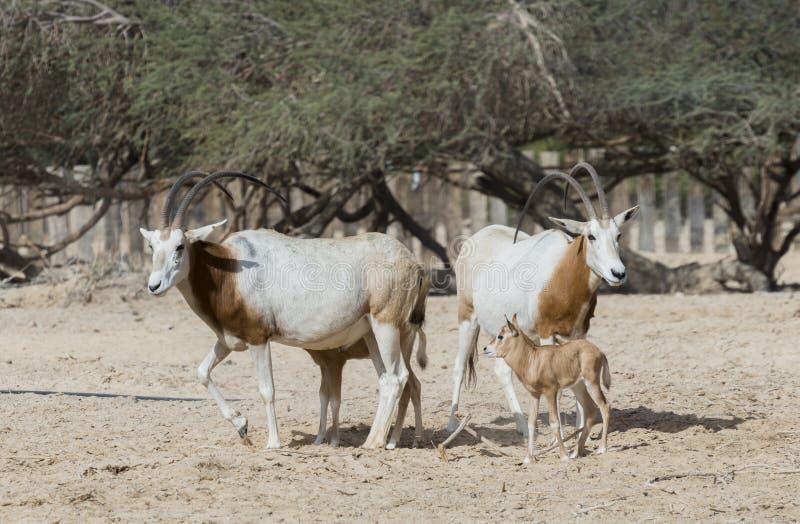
left=139, top=171, right=428, bottom=449
left=447, top=162, right=638, bottom=435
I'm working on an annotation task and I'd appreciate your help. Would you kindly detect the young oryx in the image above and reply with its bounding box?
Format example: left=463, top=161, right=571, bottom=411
left=483, top=315, right=611, bottom=462
left=305, top=324, right=427, bottom=447
left=448, top=162, right=637, bottom=436
left=140, top=171, right=429, bottom=450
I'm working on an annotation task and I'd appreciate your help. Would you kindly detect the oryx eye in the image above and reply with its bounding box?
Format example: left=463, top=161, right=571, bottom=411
left=497, top=335, right=504, bottom=341
left=587, top=234, right=596, bottom=241
left=616, top=233, right=621, bottom=241
left=176, top=244, right=184, bottom=252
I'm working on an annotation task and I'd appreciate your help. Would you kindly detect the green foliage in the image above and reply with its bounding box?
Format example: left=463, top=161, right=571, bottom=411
left=556, top=0, right=800, bottom=170
left=2, top=0, right=565, bottom=181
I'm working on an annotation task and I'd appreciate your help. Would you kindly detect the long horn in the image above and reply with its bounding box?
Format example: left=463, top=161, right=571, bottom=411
left=569, top=162, right=609, bottom=218
left=160, top=171, right=236, bottom=229
left=513, top=172, right=596, bottom=243
left=172, top=171, right=288, bottom=229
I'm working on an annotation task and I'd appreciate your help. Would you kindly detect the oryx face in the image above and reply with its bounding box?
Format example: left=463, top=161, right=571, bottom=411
left=139, top=220, right=226, bottom=296
left=139, top=228, right=190, bottom=296
left=483, top=314, right=522, bottom=358
left=550, top=206, right=639, bottom=287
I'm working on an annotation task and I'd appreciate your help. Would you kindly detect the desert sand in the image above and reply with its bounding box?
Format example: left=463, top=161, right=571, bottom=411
left=1, top=269, right=800, bottom=521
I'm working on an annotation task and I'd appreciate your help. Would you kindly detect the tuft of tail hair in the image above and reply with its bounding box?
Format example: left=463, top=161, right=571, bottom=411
left=410, top=270, right=431, bottom=369
left=415, top=329, right=427, bottom=369
left=601, top=354, right=611, bottom=390
left=465, top=343, right=479, bottom=389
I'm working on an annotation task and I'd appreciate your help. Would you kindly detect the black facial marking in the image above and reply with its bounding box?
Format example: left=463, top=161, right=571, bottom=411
left=234, top=237, right=257, bottom=259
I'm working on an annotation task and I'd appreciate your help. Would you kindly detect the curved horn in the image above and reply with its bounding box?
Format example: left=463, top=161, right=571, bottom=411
left=160, top=171, right=236, bottom=229
left=569, top=162, right=609, bottom=218
left=513, top=172, right=596, bottom=243
left=172, top=171, right=288, bottom=229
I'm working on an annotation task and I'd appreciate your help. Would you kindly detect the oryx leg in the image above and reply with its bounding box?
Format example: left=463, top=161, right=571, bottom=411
left=198, top=341, right=248, bottom=438
left=363, top=319, right=408, bottom=449
left=251, top=342, right=281, bottom=449
left=447, top=315, right=480, bottom=433
left=571, top=384, right=597, bottom=459
left=494, top=358, right=528, bottom=436
left=546, top=390, right=568, bottom=460
left=389, top=331, right=423, bottom=448
left=523, top=395, right=540, bottom=464
left=540, top=335, right=568, bottom=440
left=585, top=378, right=611, bottom=455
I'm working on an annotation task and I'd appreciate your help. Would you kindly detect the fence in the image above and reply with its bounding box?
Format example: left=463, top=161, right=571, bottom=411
left=4, top=152, right=797, bottom=271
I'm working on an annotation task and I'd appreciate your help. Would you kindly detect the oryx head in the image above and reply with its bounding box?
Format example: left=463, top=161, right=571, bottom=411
left=483, top=314, right=523, bottom=358
left=517, top=163, right=639, bottom=287
left=139, top=171, right=284, bottom=296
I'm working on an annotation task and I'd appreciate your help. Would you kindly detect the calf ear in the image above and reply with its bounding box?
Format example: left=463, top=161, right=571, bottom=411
left=506, top=314, right=519, bottom=336
left=548, top=217, right=584, bottom=236
left=613, top=205, right=640, bottom=227
left=185, top=219, right=227, bottom=242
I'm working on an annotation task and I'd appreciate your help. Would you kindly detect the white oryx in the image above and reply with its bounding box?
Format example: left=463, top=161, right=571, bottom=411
left=447, top=162, right=638, bottom=435
left=140, top=171, right=428, bottom=449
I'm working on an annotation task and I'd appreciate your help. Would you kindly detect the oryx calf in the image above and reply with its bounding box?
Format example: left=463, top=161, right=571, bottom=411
left=140, top=171, right=429, bottom=449
left=483, top=315, right=611, bottom=462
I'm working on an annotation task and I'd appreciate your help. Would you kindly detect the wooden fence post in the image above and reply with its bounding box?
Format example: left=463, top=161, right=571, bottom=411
left=637, top=174, right=656, bottom=252
left=663, top=172, right=682, bottom=252
left=488, top=197, right=508, bottom=226
left=688, top=179, right=706, bottom=253
left=609, top=179, right=631, bottom=247
left=468, top=190, right=488, bottom=234
left=713, top=195, right=730, bottom=253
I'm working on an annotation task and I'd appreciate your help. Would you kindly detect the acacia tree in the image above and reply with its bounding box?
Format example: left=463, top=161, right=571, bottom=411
left=2, top=0, right=797, bottom=290
left=556, top=0, right=800, bottom=288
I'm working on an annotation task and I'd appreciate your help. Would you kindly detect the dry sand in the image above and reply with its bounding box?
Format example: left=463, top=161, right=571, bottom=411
left=1, top=273, right=800, bottom=521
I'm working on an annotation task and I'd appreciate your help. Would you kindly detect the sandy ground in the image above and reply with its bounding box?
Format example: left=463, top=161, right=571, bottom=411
left=2, top=275, right=800, bottom=522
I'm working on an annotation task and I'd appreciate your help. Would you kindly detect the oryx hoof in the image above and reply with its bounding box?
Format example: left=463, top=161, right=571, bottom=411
left=235, top=418, right=249, bottom=439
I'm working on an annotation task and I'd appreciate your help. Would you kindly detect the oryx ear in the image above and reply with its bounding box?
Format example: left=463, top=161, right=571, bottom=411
left=613, top=205, right=640, bottom=227
left=548, top=217, right=584, bottom=236
left=139, top=228, right=157, bottom=244
left=185, top=219, right=227, bottom=242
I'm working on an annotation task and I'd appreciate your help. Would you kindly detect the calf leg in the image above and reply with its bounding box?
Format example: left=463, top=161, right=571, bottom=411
left=388, top=367, right=422, bottom=449
left=585, top=379, right=611, bottom=454
left=571, top=385, right=597, bottom=458
left=198, top=341, right=248, bottom=438
left=327, top=360, right=343, bottom=447
left=546, top=390, right=568, bottom=460
left=251, top=343, right=281, bottom=449
left=523, top=395, right=540, bottom=464
left=389, top=331, right=423, bottom=449
left=314, top=365, right=330, bottom=446
left=448, top=315, right=480, bottom=433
